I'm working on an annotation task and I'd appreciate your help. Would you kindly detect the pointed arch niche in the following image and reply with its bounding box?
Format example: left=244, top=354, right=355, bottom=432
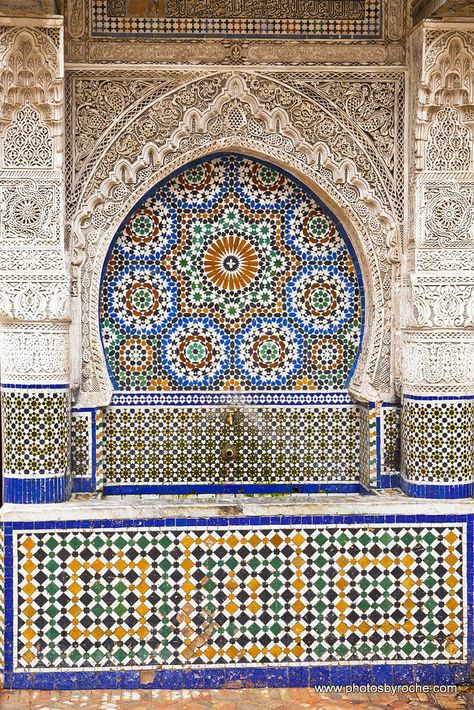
left=70, top=73, right=401, bottom=493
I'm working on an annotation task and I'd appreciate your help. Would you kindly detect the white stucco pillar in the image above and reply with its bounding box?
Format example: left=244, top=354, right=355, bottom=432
left=0, top=16, right=71, bottom=503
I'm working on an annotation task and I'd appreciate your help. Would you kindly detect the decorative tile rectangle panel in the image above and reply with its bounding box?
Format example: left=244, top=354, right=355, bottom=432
left=103, top=405, right=360, bottom=484
left=92, top=0, right=382, bottom=38
left=402, top=399, right=474, bottom=484
left=14, top=523, right=466, bottom=670
left=1, top=389, right=70, bottom=479
left=71, top=411, right=93, bottom=480
left=382, top=406, right=400, bottom=475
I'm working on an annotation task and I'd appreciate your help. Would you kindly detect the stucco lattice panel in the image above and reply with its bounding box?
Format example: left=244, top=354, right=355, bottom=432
left=102, top=405, right=360, bottom=485
left=14, top=524, right=466, bottom=669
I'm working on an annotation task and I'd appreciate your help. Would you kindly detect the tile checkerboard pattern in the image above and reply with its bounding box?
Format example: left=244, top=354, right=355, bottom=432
left=93, top=0, right=382, bottom=38
left=14, top=524, right=466, bottom=670
left=102, top=405, right=360, bottom=484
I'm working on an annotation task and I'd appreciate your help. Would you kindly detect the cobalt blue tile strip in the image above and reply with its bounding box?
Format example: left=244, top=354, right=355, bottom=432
left=2, top=664, right=470, bottom=690
left=400, top=478, right=474, bottom=499
left=109, top=391, right=355, bottom=407
left=3, top=477, right=66, bottom=504
left=102, top=482, right=362, bottom=496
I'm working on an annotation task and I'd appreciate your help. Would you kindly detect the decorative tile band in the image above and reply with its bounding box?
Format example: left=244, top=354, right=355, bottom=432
left=11, top=522, right=466, bottom=672
left=401, top=399, right=474, bottom=497
left=110, top=392, right=355, bottom=407
left=1, top=389, right=71, bottom=504
left=102, top=405, right=360, bottom=487
left=92, top=0, right=383, bottom=39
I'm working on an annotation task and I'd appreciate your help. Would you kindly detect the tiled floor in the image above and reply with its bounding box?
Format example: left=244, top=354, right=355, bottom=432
left=0, top=689, right=472, bottom=710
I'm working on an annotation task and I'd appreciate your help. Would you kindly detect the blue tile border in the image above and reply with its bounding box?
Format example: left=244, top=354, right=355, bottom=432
left=103, top=482, right=363, bottom=496
left=2, top=662, right=470, bottom=690
left=3, top=476, right=68, bottom=504
left=400, top=477, right=474, bottom=499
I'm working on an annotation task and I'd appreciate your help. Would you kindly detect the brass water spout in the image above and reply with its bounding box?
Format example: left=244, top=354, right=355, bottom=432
left=226, top=410, right=235, bottom=426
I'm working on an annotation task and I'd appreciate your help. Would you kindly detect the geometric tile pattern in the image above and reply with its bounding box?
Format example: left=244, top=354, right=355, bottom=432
left=382, top=407, right=401, bottom=475
left=402, top=400, right=474, bottom=484
left=103, top=405, right=360, bottom=484
left=1, top=389, right=70, bottom=478
left=358, top=405, right=378, bottom=489
left=100, top=155, right=363, bottom=393
left=71, top=412, right=92, bottom=480
left=93, top=0, right=382, bottom=38
left=15, top=524, right=466, bottom=669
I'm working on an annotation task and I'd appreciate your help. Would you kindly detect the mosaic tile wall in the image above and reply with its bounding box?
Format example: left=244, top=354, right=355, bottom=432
left=100, top=155, right=363, bottom=394
left=1, top=387, right=71, bottom=503
left=93, top=0, right=383, bottom=38
left=401, top=398, right=474, bottom=491
left=9, top=519, right=468, bottom=677
left=102, top=404, right=360, bottom=489
left=98, top=155, right=365, bottom=493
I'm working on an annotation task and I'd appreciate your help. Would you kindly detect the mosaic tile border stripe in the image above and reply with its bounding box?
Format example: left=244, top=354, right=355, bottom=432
left=91, top=0, right=383, bottom=39
left=110, top=392, right=355, bottom=406
left=2, top=514, right=473, bottom=689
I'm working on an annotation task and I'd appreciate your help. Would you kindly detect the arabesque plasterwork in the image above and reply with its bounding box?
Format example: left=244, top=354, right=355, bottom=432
left=402, top=24, right=474, bottom=398
left=0, top=18, right=69, bottom=384
left=67, top=70, right=405, bottom=406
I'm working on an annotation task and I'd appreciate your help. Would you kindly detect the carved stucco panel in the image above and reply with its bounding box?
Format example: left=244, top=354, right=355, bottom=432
left=401, top=275, right=474, bottom=329
left=402, top=331, right=474, bottom=395
left=0, top=322, right=70, bottom=384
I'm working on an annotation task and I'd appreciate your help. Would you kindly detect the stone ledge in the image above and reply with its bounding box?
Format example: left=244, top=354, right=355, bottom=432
left=2, top=490, right=474, bottom=521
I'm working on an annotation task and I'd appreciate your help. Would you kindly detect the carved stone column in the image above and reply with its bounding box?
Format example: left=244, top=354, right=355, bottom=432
left=401, top=23, right=474, bottom=498
left=0, top=17, right=71, bottom=503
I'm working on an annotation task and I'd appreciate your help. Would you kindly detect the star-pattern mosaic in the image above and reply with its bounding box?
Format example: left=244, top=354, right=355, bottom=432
left=102, top=405, right=360, bottom=484
left=402, top=400, right=474, bottom=483
left=15, top=524, right=466, bottom=670
left=100, top=155, right=363, bottom=394
left=382, top=407, right=401, bottom=475
left=71, top=412, right=92, bottom=480
left=1, top=390, right=70, bottom=478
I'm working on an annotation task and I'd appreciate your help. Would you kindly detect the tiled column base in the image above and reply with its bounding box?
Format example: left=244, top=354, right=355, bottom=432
left=1, top=385, right=71, bottom=504
left=401, top=396, right=474, bottom=499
